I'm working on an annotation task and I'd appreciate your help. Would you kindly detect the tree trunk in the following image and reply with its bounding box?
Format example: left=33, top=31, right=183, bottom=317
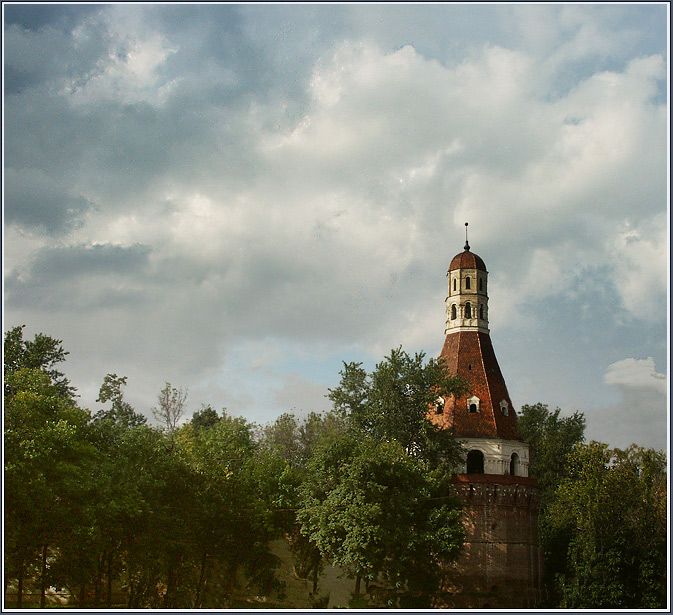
left=93, top=550, right=104, bottom=607
left=40, top=544, right=48, bottom=608
left=162, top=553, right=181, bottom=608
left=354, top=574, right=362, bottom=597
left=192, top=551, right=208, bottom=608
left=16, top=548, right=25, bottom=609
left=106, top=548, right=113, bottom=608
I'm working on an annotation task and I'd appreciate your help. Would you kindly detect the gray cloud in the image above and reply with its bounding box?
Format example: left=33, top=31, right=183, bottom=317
left=4, top=168, right=93, bottom=234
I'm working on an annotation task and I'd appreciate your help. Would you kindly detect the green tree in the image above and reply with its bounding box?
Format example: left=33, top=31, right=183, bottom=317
left=4, top=325, right=75, bottom=400
left=4, top=368, right=96, bottom=607
left=518, top=403, right=586, bottom=500
left=152, top=382, right=188, bottom=435
left=298, top=432, right=463, bottom=606
left=547, top=442, right=667, bottom=608
left=328, top=348, right=467, bottom=470
left=174, top=414, right=278, bottom=608
left=190, top=404, right=221, bottom=432
left=297, top=348, right=467, bottom=606
left=255, top=411, right=345, bottom=598
left=517, top=403, right=586, bottom=599
left=93, top=373, right=146, bottom=429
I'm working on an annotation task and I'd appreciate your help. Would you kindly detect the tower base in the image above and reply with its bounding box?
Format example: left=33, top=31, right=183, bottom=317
left=438, top=474, right=543, bottom=609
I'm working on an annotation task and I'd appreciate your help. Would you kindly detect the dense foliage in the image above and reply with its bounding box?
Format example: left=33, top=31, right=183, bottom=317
left=3, top=328, right=667, bottom=609
left=519, top=403, right=667, bottom=609
left=4, top=327, right=278, bottom=608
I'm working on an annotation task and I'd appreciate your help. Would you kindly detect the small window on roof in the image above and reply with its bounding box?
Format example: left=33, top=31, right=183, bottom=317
left=467, top=395, right=480, bottom=413
left=500, top=399, right=509, bottom=416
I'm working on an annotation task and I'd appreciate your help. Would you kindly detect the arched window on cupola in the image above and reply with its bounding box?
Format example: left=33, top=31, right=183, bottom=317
left=453, top=278, right=457, bottom=291
left=479, top=277, right=483, bottom=291
left=510, top=453, right=520, bottom=477
left=464, top=302, right=472, bottom=319
left=479, top=304, right=484, bottom=320
left=465, top=276, right=471, bottom=289
left=467, top=450, right=485, bottom=474
left=451, top=304, right=457, bottom=320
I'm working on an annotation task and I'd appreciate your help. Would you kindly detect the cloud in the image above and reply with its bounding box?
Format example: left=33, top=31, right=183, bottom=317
left=587, top=358, right=668, bottom=450
left=4, top=168, right=93, bottom=234
left=3, top=5, right=667, bottom=438
left=603, top=357, right=667, bottom=393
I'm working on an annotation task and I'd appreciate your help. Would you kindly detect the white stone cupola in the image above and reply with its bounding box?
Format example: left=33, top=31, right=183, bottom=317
left=445, top=226, right=489, bottom=334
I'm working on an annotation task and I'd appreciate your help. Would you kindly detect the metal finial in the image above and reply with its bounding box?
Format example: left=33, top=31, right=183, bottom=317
left=464, top=222, right=470, bottom=251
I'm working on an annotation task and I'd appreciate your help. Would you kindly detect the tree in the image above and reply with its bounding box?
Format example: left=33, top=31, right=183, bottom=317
left=255, top=411, right=346, bottom=598
left=4, top=325, right=75, bottom=400
left=174, top=415, right=278, bottom=607
left=517, top=403, right=586, bottom=599
left=152, top=382, right=187, bottom=435
left=298, top=432, right=463, bottom=607
left=93, top=374, right=146, bottom=429
left=518, top=403, right=586, bottom=501
left=546, top=442, right=667, bottom=608
left=298, top=348, right=467, bottom=606
left=4, top=368, right=96, bottom=607
left=328, top=348, right=468, bottom=471
left=190, top=404, right=221, bottom=432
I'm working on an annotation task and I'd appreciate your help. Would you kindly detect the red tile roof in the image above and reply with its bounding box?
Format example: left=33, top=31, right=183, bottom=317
left=433, top=330, right=523, bottom=440
left=449, top=249, right=487, bottom=272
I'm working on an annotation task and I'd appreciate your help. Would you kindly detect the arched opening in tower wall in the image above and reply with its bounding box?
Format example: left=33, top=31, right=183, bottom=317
left=466, top=450, right=485, bottom=474
left=510, top=453, right=520, bottom=476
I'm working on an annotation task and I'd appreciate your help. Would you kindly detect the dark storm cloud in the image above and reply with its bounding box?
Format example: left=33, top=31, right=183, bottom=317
left=4, top=168, right=92, bottom=234
left=3, top=4, right=102, bottom=32
left=5, top=243, right=152, bottom=311
left=4, top=11, right=111, bottom=95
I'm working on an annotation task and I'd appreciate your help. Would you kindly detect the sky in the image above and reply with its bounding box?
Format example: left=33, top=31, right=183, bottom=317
left=3, top=3, right=669, bottom=451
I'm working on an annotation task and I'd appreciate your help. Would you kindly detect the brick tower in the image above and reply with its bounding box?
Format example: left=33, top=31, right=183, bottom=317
left=432, top=228, right=542, bottom=608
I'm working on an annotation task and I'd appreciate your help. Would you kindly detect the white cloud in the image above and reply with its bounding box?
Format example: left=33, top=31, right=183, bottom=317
left=63, top=13, right=179, bottom=106
left=604, top=357, right=667, bottom=393
left=608, top=215, right=668, bottom=321
left=589, top=357, right=668, bottom=450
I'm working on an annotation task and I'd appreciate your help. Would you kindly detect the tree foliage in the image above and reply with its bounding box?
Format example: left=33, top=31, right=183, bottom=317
left=518, top=403, right=667, bottom=609
left=190, top=404, right=221, bottom=432
left=3, top=328, right=667, bottom=609
left=297, top=348, right=467, bottom=606
left=152, top=382, right=188, bottom=434
left=518, top=403, right=586, bottom=501
left=4, top=325, right=75, bottom=400
left=328, top=347, right=467, bottom=470
left=547, top=442, right=667, bottom=608
left=93, top=373, right=146, bottom=429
